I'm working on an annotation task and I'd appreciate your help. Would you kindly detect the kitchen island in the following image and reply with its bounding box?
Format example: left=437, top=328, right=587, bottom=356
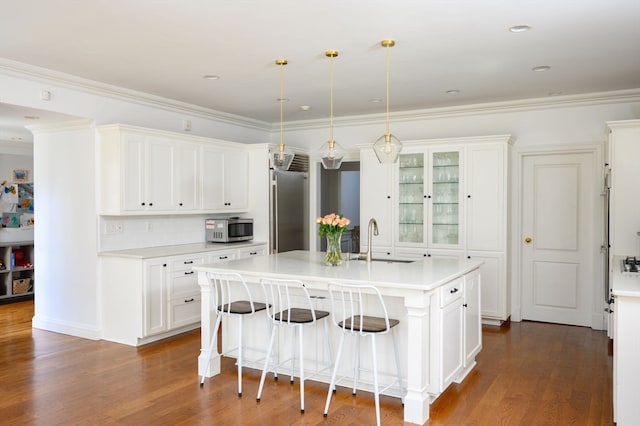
left=195, top=250, right=483, bottom=425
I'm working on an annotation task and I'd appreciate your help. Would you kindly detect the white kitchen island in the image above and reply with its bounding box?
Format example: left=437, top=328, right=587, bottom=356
left=195, top=250, right=483, bottom=425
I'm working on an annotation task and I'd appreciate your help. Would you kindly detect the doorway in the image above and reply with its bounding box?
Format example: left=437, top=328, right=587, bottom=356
left=319, top=161, right=360, bottom=253
left=519, top=150, right=599, bottom=327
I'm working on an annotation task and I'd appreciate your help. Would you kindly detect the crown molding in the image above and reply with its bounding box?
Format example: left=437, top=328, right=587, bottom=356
left=281, top=88, right=640, bottom=131
left=0, top=58, right=271, bottom=132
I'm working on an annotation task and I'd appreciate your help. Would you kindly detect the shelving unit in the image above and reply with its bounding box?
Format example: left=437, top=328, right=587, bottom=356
left=0, top=241, right=34, bottom=303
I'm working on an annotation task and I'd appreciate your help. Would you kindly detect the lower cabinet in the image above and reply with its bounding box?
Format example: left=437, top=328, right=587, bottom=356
left=101, top=243, right=267, bottom=346
left=429, top=268, right=483, bottom=397
left=0, top=241, right=35, bottom=303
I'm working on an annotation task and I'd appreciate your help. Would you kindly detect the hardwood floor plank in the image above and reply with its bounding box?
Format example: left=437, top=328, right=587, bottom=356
left=0, top=301, right=613, bottom=425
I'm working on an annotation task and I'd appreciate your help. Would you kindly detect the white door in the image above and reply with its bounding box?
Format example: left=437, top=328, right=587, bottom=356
left=521, top=152, right=596, bottom=326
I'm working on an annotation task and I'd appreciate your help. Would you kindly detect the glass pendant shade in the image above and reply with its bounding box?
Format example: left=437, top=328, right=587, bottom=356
left=272, top=58, right=293, bottom=171
left=272, top=143, right=295, bottom=170
left=319, top=49, right=344, bottom=170
left=373, top=133, right=402, bottom=164
left=319, top=139, right=345, bottom=169
left=374, top=39, right=402, bottom=164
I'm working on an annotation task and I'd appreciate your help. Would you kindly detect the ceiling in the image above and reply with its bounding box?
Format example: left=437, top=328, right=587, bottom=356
left=1, top=0, right=640, bottom=143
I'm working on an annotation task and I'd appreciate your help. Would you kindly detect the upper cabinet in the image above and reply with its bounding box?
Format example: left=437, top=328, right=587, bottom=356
left=201, top=146, right=248, bottom=211
left=360, top=135, right=513, bottom=324
left=97, top=124, right=249, bottom=215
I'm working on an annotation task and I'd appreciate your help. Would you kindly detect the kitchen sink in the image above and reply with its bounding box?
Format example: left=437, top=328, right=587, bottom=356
left=354, top=257, right=415, bottom=264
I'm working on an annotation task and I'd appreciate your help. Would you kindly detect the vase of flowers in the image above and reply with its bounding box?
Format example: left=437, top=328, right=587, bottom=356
left=316, top=213, right=350, bottom=266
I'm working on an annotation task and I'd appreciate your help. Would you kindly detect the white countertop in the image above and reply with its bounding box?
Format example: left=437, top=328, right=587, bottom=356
left=612, top=256, right=640, bottom=298
left=193, top=250, right=483, bottom=293
left=98, top=241, right=267, bottom=259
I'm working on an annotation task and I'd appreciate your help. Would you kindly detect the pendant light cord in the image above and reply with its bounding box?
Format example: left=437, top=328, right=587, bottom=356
left=279, top=62, right=284, bottom=149
left=385, top=43, right=390, bottom=136
left=329, top=53, right=335, bottom=144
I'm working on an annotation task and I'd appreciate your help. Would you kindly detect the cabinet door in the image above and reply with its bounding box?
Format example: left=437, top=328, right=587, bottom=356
left=463, top=268, right=482, bottom=367
left=397, top=152, right=426, bottom=245
left=123, top=134, right=147, bottom=211
left=223, top=150, right=249, bottom=210
left=201, top=146, right=225, bottom=210
left=440, top=297, right=464, bottom=390
left=146, top=138, right=177, bottom=211
left=176, top=142, right=200, bottom=210
left=467, top=252, right=505, bottom=321
left=201, top=148, right=249, bottom=211
left=144, top=259, right=168, bottom=336
left=429, top=148, right=463, bottom=248
left=360, top=149, right=393, bottom=247
left=466, top=144, right=505, bottom=251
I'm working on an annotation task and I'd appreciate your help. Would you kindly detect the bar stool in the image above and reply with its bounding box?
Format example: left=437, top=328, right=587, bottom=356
left=323, top=282, right=405, bottom=426
left=200, top=271, right=267, bottom=396
left=256, top=278, right=331, bottom=413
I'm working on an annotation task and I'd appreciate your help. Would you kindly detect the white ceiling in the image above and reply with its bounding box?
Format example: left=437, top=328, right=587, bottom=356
left=1, top=0, right=640, bottom=141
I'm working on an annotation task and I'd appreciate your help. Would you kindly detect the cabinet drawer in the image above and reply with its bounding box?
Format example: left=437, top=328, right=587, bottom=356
left=169, top=295, right=201, bottom=329
left=169, top=270, right=199, bottom=299
left=170, top=255, right=205, bottom=272
left=440, top=276, right=464, bottom=307
left=208, top=250, right=237, bottom=263
left=238, top=246, right=267, bottom=258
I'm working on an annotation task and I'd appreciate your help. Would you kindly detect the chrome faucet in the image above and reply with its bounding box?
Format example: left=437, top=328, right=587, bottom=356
left=359, top=218, right=379, bottom=262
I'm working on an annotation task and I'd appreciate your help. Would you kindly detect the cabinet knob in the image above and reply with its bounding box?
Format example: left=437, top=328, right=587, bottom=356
left=141, top=202, right=146, bottom=206
left=387, top=195, right=391, bottom=199
left=162, top=264, right=167, bottom=267
left=423, top=195, right=427, bottom=199
left=463, top=303, right=468, bottom=308
left=427, top=195, right=431, bottom=199
left=525, top=237, right=533, bottom=243
left=467, top=195, right=471, bottom=198
left=149, top=203, right=153, bottom=206
left=467, top=255, right=471, bottom=259
left=179, top=202, right=183, bottom=206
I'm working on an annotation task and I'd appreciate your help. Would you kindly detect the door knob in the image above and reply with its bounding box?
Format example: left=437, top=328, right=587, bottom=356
left=524, top=237, right=532, bottom=243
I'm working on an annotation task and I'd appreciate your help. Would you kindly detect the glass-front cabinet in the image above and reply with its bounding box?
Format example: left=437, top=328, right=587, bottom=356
left=396, top=148, right=462, bottom=248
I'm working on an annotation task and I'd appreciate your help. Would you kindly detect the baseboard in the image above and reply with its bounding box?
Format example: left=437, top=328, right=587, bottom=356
left=32, top=314, right=102, bottom=341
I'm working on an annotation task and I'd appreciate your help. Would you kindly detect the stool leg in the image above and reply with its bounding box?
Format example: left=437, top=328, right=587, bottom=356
left=237, top=315, right=243, bottom=396
left=298, top=324, right=305, bottom=413
left=391, top=328, right=405, bottom=404
left=371, top=334, right=381, bottom=426
left=324, top=331, right=346, bottom=417
left=352, top=334, right=360, bottom=395
left=256, top=325, right=277, bottom=402
left=290, top=326, right=296, bottom=384
left=200, top=314, right=222, bottom=386
left=324, top=319, right=333, bottom=369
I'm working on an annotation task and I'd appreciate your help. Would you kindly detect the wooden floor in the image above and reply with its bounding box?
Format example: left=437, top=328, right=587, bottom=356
left=0, top=301, right=613, bottom=425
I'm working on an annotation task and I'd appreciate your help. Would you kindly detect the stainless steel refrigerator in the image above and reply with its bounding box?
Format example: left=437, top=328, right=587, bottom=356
left=270, top=169, right=309, bottom=253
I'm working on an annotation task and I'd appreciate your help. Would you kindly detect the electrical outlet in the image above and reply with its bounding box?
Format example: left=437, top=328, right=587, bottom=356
left=105, top=223, right=117, bottom=234
left=115, top=223, right=124, bottom=233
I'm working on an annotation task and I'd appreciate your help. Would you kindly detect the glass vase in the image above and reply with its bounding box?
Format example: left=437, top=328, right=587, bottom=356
left=325, top=234, right=343, bottom=266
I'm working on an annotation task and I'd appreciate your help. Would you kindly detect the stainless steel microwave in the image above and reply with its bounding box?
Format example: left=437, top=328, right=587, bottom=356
left=205, top=218, right=253, bottom=243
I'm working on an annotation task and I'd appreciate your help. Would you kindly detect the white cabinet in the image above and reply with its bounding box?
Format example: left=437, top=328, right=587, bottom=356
left=462, top=268, right=482, bottom=372
left=97, top=124, right=250, bottom=215
left=430, top=277, right=464, bottom=394
left=144, top=259, right=169, bottom=336
left=167, top=254, right=205, bottom=330
left=360, top=135, right=512, bottom=323
left=0, top=241, right=35, bottom=302
left=100, top=243, right=267, bottom=346
left=360, top=149, right=393, bottom=248
left=607, top=120, right=640, bottom=257
left=201, top=146, right=249, bottom=212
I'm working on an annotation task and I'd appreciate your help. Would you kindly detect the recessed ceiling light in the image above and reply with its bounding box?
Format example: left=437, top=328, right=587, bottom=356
left=368, top=97, right=382, bottom=103
left=23, top=115, right=40, bottom=120
left=446, top=89, right=461, bottom=95
left=532, top=65, right=551, bottom=72
left=509, top=25, right=531, bottom=33
left=299, top=105, right=311, bottom=111
left=276, top=98, right=290, bottom=102
left=548, top=91, right=563, bottom=96
left=10, top=137, right=23, bottom=141
left=202, top=75, right=220, bottom=80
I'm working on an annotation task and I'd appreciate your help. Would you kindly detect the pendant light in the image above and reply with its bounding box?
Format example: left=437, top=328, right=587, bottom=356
left=318, top=50, right=345, bottom=169
left=372, top=39, right=402, bottom=164
left=271, top=58, right=295, bottom=171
